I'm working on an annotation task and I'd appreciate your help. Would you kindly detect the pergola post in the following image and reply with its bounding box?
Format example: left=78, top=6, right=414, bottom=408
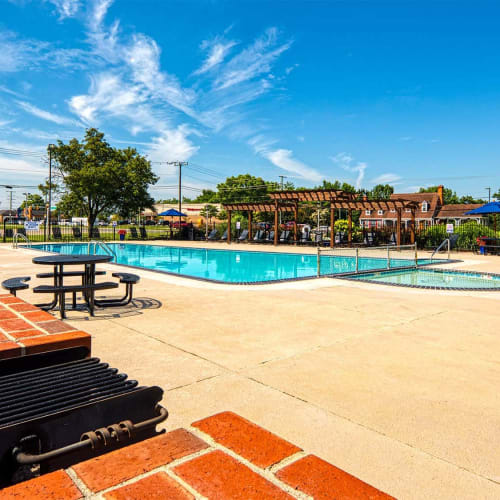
left=274, top=205, right=279, bottom=246
left=348, top=209, right=352, bottom=247
left=396, top=208, right=402, bottom=247
left=227, top=210, right=232, bottom=244
left=248, top=211, right=253, bottom=241
left=410, top=208, right=416, bottom=244
left=293, top=203, right=298, bottom=243
left=330, top=203, right=335, bottom=248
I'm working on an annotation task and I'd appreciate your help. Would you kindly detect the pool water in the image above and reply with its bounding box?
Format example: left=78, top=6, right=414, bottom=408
left=349, top=268, right=500, bottom=290
left=28, top=243, right=435, bottom=284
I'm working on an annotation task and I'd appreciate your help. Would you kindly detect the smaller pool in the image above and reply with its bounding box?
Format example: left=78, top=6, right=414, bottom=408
left=346, top=268, right=500, bottom=290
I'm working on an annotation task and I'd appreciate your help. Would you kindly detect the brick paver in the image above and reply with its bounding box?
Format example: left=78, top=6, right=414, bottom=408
left=192, top=411, right=301, bottom=468
left=22, top=330, right=91, bottom=354
left=22, top=310, right=57, bottom=322
left=0, top=318, right=34, bottom=332
left=72, top=429, right=208, bottom=492
left=276, top=454, right=395, bottom=499
left=0, top=470, right=82, bottom=499
left=174, top=450, right=294, bottom=500
left=37, top=320, right=76, bottom=334
left=104, top=472, right=194, bottom=500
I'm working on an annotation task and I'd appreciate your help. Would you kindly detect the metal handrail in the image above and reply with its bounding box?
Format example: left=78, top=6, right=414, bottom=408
left=87, top=240, right=116, bottom=260
left=12, top=233, right=31, bottom=249
left=431, top=238, right=450, bottom=261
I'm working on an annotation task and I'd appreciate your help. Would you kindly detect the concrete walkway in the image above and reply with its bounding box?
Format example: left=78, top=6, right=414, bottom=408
left=1, top=243, right=499, bottom=499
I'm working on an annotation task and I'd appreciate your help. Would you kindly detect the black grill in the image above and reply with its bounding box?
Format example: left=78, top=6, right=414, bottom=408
left=0, top=347, right=168, bottom=487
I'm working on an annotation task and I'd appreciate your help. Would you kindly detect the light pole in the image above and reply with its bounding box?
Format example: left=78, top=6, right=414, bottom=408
left=48, top=144, right=55, bottom=239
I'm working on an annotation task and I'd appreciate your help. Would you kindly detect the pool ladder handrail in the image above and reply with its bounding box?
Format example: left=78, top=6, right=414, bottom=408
left=87, top=240, right=116, bottom=260
left=12, top=233, right=31, bottom=249
left=431, top=238, right=450, bottom=261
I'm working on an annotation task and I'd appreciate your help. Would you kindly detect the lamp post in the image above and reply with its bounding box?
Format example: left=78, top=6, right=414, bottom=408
left=47, top=144, right=55, bottom=239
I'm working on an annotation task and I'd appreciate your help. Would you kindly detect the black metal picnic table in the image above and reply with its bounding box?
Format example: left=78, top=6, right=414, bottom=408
left=32, top=254, right=116, bottom=317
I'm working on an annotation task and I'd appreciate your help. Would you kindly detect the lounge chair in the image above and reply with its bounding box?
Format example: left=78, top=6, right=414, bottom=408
left=279, top=230, right=291, bottom=243
left=129, top=227, right=139, bottom=239
left=16, top=228, right=27, bottom=237
left=52, top=226, right=62, bottom=240
left=364, top=232, right=375, bottom=246
left=449, top=233, right=459, bottom=249
left=298, top=231, right=310, bottom=244
left=139, top=227, right=148, bottom=239
left=253, top=230, right=265, bottom=242
left=264, top=231, right=275, bottom=243
left=206, top=229, right=217, bottom=241
left=238, top=229, right=249, bottom=242
left=91, top=227, right=101, bottom=239
left=72, top=226, right=82, bottom=239
left=388, top=232, right=397, bottom=246
left=220, top=230, right=228, bottom=241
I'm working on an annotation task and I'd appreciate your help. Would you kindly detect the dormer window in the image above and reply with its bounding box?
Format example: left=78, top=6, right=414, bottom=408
left=405, top=208, right=411, bottom=213
left=390, top=208, right=395, bottom=213
left=422, top=201, right=429, bottom=213
left=365, top=210, right=371, bottom=216
left=378, top=210, right=384, bottom=215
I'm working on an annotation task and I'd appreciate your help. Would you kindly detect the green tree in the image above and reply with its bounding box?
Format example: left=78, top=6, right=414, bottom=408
left=20, top=193, right=45, bottom=209
left=200, top=204, right=219, bottom=222
left=194, top=189, right=219, bottom=203
left=52, top=128, right=158, bottom=237
left=216, top=174, right=272, bottom=204
left=370, top=184, right=394, bottom=200
left=494, top=189, right=500, bottom=200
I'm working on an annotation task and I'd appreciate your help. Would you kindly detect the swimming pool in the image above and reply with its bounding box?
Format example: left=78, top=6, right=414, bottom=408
left=346, top=268, right=500, bottom=290
left=28, top=243, right=437, bottom=284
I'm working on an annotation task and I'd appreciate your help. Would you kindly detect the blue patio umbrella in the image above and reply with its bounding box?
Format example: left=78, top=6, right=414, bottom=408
left=158, top=208, right=187, bottom=217
left=465, top=202, right=500, bottom=232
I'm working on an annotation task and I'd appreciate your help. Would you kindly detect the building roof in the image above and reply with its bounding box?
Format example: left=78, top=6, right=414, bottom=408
left=436, top=204, right=485, bottom=219
left=360, top=192, right=441, bottom=220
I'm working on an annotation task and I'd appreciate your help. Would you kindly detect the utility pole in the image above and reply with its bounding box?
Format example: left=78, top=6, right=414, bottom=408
left=486, top=187, right=491, bottom=202
left=48, top=144, right=55, bottom=240
left=6, top=187, right=13, bottom=212
left=166, top=161, right=188, bottom=234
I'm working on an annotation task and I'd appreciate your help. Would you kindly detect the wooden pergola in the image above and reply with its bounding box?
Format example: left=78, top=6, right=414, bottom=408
left=224, top=189, right=420, bottom=246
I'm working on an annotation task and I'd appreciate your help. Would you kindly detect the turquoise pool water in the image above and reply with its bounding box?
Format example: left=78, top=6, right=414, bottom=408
left=349, top=268, right=500, bottom=290
left=29, top=243, right=435, bottom=283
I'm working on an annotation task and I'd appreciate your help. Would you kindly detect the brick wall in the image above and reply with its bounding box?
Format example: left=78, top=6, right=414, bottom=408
left=2, top=412, right=394, bottom=499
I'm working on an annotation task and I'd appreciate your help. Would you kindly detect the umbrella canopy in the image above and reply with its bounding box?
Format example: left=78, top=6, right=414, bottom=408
left=464, top=202, right=500, bottom=215
left=159, top=208, right=187, bottom=217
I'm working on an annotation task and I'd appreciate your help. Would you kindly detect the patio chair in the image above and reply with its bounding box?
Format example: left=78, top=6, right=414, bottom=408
left=129, top=227, right=139, bottom=239
left=279, top=230, right=291, bottom=243
left=264, top=230, right=275, bottom=243
left=253, top=230, right=265, bottom=242
left=206, top=229, right=217, bottom=240
left=364, top=232, right=375, bottom=246
left=16, top=228, right=27, bottom=237
left=298, top=231, right=310, bottom=244
left=91, top=227, right=101, bottom=239
left=139, top=227, right=148, bottom=239
left=449, top=233, right=459, bottom=249
left=72, top=226, right=82, bottom=239
left=238, top=229, right=249, bottom=242
left=220, top=230, right=228, bottom=241
left=388, top=232, right=397, bottom=246
left=52, top=226, right=62, bottom=240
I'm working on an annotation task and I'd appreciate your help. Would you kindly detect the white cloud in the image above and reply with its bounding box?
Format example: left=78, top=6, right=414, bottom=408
left=194, top=36, right=237, bottom=75
left=331, top=152, right=366, bottom=189
left=264, top=149, right=322, bottom=181
left=146, top=125, right=199, bottom=163
left=0, top=31, right=47, bottom=72
left=370, top=173, right=401, bottom=184
left=17, top=100, right=82, bottom=126
left=47, top=0, right=80, bottom=19
left=214, top=28, right=292, bottom=90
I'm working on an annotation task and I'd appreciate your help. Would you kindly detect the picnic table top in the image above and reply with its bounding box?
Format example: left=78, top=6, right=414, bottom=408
left=32, top=254, right=113, bottom=266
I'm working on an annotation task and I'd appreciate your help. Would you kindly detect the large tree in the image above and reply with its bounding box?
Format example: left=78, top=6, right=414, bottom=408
left=52, top=128, right=158, bottom=237
left=20, top=193, right=45, bottom=209
left=216, top=174, right=275, bottom=204
left=370, top=184, right=394, bottom=200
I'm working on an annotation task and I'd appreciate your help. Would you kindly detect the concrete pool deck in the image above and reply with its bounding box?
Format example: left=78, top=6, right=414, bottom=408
left=1, top=242, right=499, bottom=499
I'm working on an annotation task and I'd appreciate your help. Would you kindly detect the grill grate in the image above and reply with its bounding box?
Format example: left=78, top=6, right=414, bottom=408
left=0, top=347, right=167, bottom=487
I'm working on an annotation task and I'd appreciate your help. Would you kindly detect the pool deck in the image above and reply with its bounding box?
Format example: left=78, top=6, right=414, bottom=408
left=1, top=241, right=499, bottom=499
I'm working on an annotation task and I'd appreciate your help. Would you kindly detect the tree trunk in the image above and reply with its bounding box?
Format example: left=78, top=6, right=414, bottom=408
left=88, top=215, right=96, bottom=239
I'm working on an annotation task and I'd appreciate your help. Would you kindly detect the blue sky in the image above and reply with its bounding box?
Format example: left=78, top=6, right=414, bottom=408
left=1, top=0, right=499, bottom=207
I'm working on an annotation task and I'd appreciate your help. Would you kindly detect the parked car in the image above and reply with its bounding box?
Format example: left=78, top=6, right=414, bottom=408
left=144, top=220, right=156, bottom=225
left=157, top=220, right=170, bottom=226
left=171, top=221, right=189, bottom=228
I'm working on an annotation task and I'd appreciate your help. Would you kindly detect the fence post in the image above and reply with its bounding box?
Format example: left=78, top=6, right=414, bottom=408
left=317, top=246, right=321, bottom=277
left=355, top=247, right=359, bottom=273
left=447, top=238, right=450, bottom=260
left=387, top=246, right=390, bottom=269
left=2, top=219, right=5, bottom=243
left=415, top=242, right=418, bottom=268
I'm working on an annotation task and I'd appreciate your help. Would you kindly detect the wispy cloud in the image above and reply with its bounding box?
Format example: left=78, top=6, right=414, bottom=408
left=370, top=173, right=401, bottom=184
left=194, top=35, right=237, bottom=75
left=17, top=100, right=83, bottom=126
left=213, top=28, right=292, bottom=90
left=146, top=125, right=199, bottom=162
left=47, top=0, right=81, bottom=19
left=331, top=152, right=366, bottom=188
left=0, top=31, right=47, bottom=72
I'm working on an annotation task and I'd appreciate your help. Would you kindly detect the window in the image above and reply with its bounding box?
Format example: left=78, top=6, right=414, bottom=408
left=365, top=210, right=371, bottom=216
left=422, top=201, right=429, bottom=213
left=405, top=208, right=411, bottom=213
left=390, top=208, right=395, bottom=213
left=378, top=210, right=384, bottom=215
